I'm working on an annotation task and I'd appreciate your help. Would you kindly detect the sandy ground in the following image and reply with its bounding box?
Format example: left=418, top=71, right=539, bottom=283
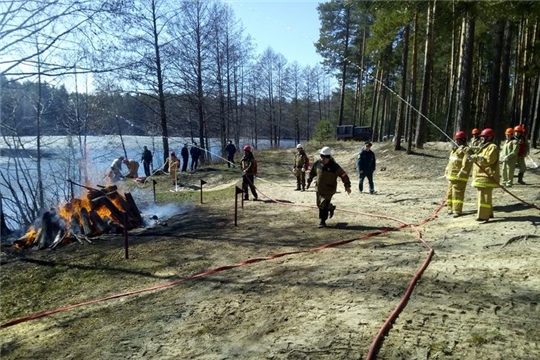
left=1, top=142, right=539, bottom=360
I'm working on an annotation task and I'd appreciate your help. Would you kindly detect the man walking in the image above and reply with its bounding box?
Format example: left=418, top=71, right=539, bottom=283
left=356, top=142, right=376, bottom=194
left=307, top=146, right=351, bottom=228
left=141, top=146, right=153, bottom=177
left=293, top=144, right=309, bottom=191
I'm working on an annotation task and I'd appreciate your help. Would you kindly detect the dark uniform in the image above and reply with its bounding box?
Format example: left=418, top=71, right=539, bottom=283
left=294, top=145, right=309, bottom=191
left=190, top=143, right=202, bottom=170
left=307, top=147, right=351, bottom=228
left=181, top=144, right=189, bottom=172
left=225, top=141, right=236, bottom=168
left=240, top=145, right=258, bottom=201
left=141, top=146, right=153, bottom=177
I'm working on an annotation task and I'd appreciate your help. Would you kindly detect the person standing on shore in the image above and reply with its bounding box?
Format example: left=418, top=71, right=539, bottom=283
left=306, top=146, right=351, bottom=228
left=181, top=144, right=189, bottom=172
left=190, top=143, right=201, bottom=170
left=141, top=146, right=153, bottom=177
left=225, top=140, right=236, bottom=168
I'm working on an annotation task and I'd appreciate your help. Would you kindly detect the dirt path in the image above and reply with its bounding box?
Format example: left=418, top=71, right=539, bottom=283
left=1, top=143, right=539, bottom=360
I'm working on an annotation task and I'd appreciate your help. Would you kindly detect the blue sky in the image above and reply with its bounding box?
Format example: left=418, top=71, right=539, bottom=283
left=227, top=0, right=324, bottom=68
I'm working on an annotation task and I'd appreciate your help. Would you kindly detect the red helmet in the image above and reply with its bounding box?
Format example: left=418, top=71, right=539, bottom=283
left=480, top=128, right=494, bottom=137
left=454, top=131, right=466, bottom=140
left=505, top=127, right=514, bottom=135
left=514, top=125, right=524, bottom=133
left=243, top=145, right=251, bottom=152
left=471, top=128, right=480, bottom=135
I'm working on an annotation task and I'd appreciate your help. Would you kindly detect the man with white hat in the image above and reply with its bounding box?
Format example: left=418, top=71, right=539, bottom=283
left=306, top=146, right=351, bottom=228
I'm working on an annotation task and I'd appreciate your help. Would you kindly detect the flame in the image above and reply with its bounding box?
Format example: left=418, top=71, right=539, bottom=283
left=16, top=187, right=134, bottom=250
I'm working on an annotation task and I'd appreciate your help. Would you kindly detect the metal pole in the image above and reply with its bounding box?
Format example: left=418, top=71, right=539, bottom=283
left=152, top=179, right=157, bottom=203
left=200, top=179, right=207, bottom=204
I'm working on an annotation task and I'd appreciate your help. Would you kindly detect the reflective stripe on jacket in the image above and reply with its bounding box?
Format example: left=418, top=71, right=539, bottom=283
left=445, top=146, right=472, bottom=182
left=472, top=143, right=500, bottom=188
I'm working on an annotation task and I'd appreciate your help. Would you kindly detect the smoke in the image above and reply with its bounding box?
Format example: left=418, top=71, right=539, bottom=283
left=139, top=202, right=191, bottom=226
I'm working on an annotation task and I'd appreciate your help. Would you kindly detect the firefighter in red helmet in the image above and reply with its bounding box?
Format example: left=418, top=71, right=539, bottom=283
left=500, top=127, right=518, bottom=187
left=469, top=128, right=482, bottom=153
left=513, top=125, right=529, bottom=185
left=445, top=131, right=473, bottom=217
left=470, top=128, right=500, bottom=222
left=240, top=145, right=258, bottom=201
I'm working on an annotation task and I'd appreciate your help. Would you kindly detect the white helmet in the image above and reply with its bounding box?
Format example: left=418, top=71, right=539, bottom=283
left=296, top=143, right=302, bottom=149
left=320, top=146, right=331, bottom=156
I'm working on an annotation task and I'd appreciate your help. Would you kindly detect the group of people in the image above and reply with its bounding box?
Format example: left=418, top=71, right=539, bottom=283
left=109, top=143, right=205, bottom=184
left=245, top=143, right=364, bottom=228
left=445, top=125, right=530, bottom=223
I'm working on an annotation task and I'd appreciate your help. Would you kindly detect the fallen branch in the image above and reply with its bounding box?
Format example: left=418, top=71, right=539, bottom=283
left=500, top=234, right=539, bottom=249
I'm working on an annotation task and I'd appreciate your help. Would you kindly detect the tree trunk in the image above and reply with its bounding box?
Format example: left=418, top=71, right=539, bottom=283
left=395, top=24, right=410, bottom=150
left=407, top=12, right=419, bottom=154
left=415, top=0, right=436, bottom=149
left=486, top=19, right=505, bottom=132
left=455, top=11, right=475, bottom=133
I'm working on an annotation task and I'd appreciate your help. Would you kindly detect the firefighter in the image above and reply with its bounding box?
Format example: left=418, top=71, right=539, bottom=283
left=306, top=146, right=351, bottom=228
left=293, top=144, right=309, bottom=191
left=110, top=156, right=125, bottom=182
left=470, top=128, right=500, bottom=222
left=445, top=131, right=473, bottom=217
left=469, top=128, right=482, bottom=154
left=513, top=125, right=530, bottom=185
left=240, top=145, right=258, bottom=201
left=124, top=158, right=140, bottom=178
left=500, top=127, right=518, bottom=187
left=163, top=152, right=180, bottom=185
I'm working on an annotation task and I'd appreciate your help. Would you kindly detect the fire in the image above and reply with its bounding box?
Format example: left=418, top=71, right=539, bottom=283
left=14, top=185, right=142, bottom=250
left=13, top=226, right=39, bottom=249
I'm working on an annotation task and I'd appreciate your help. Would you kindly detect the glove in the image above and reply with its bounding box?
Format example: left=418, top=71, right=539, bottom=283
left=345, top=187, right=351, bottom=195
left=301, top=168, right=305, bottom=173
left=242, top=170, right=247, bottom=175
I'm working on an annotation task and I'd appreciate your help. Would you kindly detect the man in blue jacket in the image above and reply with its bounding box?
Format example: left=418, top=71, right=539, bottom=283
left=356, top=142, right=376, bottom=194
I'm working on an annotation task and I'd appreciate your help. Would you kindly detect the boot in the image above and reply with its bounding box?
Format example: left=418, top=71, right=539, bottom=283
left=302, top=185, right=305, bottom=192
left=295, top=184, right=301, bottom=191
left=318, top=208, right=328, bottom=228
left=329, top=204, right=336, bottom=219
left=518, top=173, right=526, bottom=185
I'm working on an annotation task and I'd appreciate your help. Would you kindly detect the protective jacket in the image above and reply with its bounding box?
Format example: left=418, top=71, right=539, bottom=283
left=165, top=155, right=180, bottom=172
left=445, top=146, right=472, bottom=182
left=308, top=158, right=351, bottom=197
left=472, top=142, right=500, bottom=188
left=469, top=137, right=482, bottom=154
left=515, top=136, right=529, bottom=159
left=500, top=139, right=518, bottom=162
left=294, top=150, right=309, bottom=174
left=241, top=152, right=257, bottom=176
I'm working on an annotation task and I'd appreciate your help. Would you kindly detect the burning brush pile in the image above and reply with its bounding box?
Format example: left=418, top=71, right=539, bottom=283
left=14, top=185, right=143, bottom=250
